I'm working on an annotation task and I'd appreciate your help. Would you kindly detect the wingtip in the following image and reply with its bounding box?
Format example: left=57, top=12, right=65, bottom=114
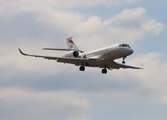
left=141, top=63, right=144, bottom=69
left=18, top=48, right=27, bottom=55
left=18, top=48, right=22, bottom=53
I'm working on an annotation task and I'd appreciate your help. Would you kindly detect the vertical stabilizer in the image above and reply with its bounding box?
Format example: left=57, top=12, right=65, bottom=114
left=66, top=37, right=79, bottom=51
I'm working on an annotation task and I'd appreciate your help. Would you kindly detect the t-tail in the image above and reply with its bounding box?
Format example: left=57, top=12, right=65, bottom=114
left=42, top=37, right=84, bottom=53
left=66, top=37, right=79, bottom=51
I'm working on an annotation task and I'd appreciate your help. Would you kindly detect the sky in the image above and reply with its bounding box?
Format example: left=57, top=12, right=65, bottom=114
left=0, top=0, right=167, bottom=120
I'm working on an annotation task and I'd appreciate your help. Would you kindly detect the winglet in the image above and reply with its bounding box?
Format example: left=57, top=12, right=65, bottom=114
left=18, top=48, right=28, bottom=56
left=141, top=63, right=144, bottom=69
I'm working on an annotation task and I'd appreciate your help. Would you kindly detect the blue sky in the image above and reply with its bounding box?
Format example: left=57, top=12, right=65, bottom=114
left=0, top=0, right=167, bottom=120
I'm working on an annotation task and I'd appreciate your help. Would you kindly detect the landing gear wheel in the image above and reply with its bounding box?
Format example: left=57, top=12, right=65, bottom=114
left=79, top=66, right=85, bottom=71
left=122, top=56, right=126, bottom=64
left=102, top=68, right=107, bottom=74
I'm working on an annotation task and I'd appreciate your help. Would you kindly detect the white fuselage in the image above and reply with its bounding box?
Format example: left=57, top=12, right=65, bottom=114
left=84, top=44, right=133, bottom=62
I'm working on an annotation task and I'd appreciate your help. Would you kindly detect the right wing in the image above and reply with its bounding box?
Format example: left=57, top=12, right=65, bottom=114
left=107, top=61, right=144, bottom=69
left=18, top=48, right=95, bottom=65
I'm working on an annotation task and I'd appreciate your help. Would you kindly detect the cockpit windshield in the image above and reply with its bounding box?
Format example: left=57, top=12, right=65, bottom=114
left=118, top=44, right=131, bottom=48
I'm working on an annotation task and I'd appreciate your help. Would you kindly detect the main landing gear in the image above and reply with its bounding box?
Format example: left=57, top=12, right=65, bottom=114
left=102, top=68, right=107, bottom=74
left=79, top=66, right=108, bottom=74
left=79, top=66, right=85, bottom=71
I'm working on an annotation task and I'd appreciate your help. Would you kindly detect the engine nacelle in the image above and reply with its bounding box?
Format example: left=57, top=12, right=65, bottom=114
left=64, top=51, right=79, bottom=58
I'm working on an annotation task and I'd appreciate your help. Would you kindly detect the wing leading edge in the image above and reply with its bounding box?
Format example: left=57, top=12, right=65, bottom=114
left=108, top=61, right=144, bottom=69
left=18, top=48, right=96, bottom=65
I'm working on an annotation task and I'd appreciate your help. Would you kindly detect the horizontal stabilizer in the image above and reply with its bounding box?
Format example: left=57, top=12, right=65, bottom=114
left=43, top=48, right=74, bottom=51
left=43, top=48, right=84, bottom=53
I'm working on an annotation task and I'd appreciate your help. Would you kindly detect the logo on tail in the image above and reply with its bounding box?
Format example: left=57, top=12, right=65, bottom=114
left=67, top=37, right=79, bottom=50
left=68, top=40, right=74, bottom=43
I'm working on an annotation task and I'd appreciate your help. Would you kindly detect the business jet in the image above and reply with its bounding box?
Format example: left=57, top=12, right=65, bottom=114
left=19, top=37, right=143, bottom=74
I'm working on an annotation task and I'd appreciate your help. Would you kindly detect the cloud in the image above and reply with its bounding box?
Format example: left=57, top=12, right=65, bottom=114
left=102, top=7, right=164, bottom=43
left=2, top=52, right=167, bottom=105
left=27, top=7, right=164, bottom=50
left=1, top=52, right=167, bottom=120
left=123, top=53, right=167, bottom=103
left=125, top=0, right=139, bottom=4
left=142, top=20, right=164, bottom=35
left=0, top=87, right=91, bottom=120
left=15, top=0, right=140, bottom=11
left=0, top=0, right=164, bottom=49
left=154, top=96, right=167, bottom=104
left=0, top=0, right=139, bottom=19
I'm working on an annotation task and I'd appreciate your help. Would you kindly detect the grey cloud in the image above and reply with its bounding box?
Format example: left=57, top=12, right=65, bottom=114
left=110, top=19, right=142, bottom=29
left=0, top=12, right=69, bottom=47
left=0, top=67, right=139, bottom=93
left=0, top=88, right=90, bottom=120
left=0, top=101, right=85, bottom=120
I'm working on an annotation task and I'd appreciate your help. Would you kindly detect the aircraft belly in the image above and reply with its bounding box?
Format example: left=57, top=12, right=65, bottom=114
left=57, top=57, right=97, bottom=66
left=87, top=49, right=124, bottom=68
left=57, top=59, right=85, bottom=65
left=57, top=48, right=124, bottom=67
left=101, top=49, right=123, bottom=61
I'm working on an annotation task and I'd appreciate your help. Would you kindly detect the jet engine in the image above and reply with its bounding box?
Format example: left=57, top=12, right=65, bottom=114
left=64, top=51, right=79, bottom=58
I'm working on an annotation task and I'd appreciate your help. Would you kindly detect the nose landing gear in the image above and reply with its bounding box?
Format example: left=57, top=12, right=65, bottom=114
left=122, top=56, right=126, bottom=64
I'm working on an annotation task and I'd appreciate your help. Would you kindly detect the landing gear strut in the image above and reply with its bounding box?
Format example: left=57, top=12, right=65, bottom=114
left=122, top=56, right=126, bottom=64
left=102, top=68, right=107, bottom=74
left=79, top=66, right=85, bottom=71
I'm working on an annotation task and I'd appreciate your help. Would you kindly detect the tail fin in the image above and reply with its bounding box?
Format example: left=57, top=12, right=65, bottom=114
left=66, top=37, right=79, bottom=51
left=43, top=37, right=84, bottom=53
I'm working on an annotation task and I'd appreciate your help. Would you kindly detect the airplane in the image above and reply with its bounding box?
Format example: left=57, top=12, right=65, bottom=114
left=19, top=37, right=143, bottom=74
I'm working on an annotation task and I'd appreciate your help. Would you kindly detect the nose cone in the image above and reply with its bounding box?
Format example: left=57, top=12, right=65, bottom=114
left=124, top=48, right=133, bottom=56
left=130, top=49, right=133, bottom=54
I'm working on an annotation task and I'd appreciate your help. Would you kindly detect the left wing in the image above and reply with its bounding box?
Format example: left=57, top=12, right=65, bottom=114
left=107, top=61, right=144, bottom=69
left=18, top=48, right=96, bottom=65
